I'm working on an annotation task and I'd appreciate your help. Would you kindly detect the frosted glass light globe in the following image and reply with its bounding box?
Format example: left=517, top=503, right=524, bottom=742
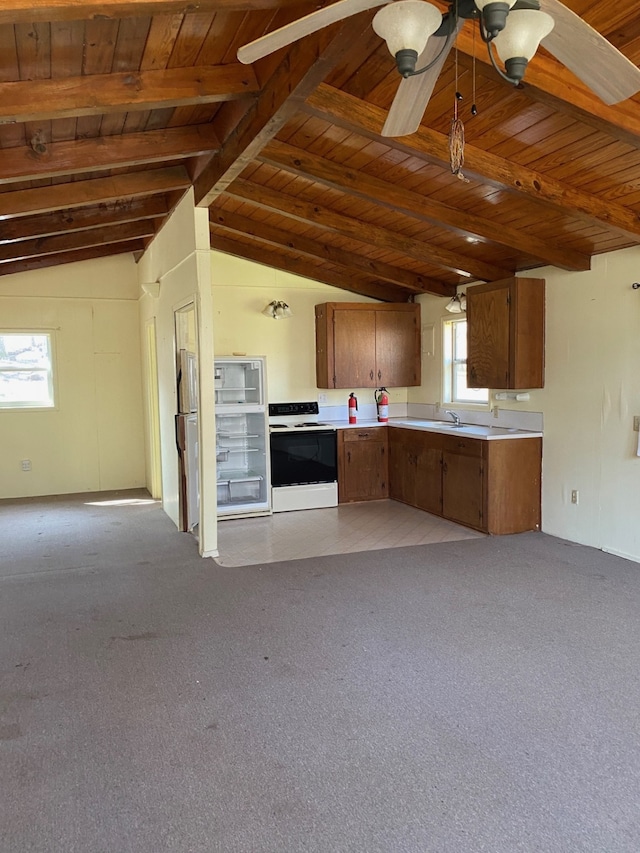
left=474, top=0, right=517, bottom=9
left=493, top=8, right=555, bottom=61
left=373, top=0, right=443, bottom=58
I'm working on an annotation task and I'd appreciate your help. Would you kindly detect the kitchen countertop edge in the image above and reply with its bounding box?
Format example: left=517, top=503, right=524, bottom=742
left=329, top=418, right=543, bottom=440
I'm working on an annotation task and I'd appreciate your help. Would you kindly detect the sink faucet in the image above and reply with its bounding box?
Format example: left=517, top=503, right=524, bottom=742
left=445, top=409, right=461, bottom=427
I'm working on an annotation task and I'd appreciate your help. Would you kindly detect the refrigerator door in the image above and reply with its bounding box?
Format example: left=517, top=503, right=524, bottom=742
left=185, top=414, right=199, bottom=530
left=178, top=349, right=198, bottom=413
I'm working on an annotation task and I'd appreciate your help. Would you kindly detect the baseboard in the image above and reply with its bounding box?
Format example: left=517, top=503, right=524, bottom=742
left=200, top=548, right=219, bottom=559
left=602, top=547, right=640, bottom=564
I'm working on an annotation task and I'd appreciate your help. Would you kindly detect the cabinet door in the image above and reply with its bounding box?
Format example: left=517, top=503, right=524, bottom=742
left=414, top=437, right=442, bottom=515
left=334, top=309, right=377, bottom=388
left=339, top=431, right=388, bottom=502
left=388, top=429, right=415, bottom=505
left=442, top=451, right=484, bottom=530
left=467, top=283, right=510, bottom=389
left=375, top=309, right=421, bottom=387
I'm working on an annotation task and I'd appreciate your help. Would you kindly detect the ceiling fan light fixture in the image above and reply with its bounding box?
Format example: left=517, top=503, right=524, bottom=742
left=473, top=0, right=517, bottom=39
left=373, top=0, right=443, bottom=76
left=493, top=8, right=555, bottom=66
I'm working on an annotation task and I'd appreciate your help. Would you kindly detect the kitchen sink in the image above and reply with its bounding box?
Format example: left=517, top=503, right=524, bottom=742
left=389, top=419, right=530, bottom=438
left=440, top=424, right=523, bottom=437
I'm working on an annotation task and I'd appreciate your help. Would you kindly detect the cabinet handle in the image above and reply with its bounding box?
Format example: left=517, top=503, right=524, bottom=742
left=347, top=451, right=351, bottom=463
left=358, top=433, right=369, bottom=438
left=370, top=369, right=374, bottom=380
left=378, top=370, right=382, bottom=380
left=442, top=461, right=448, bottom=474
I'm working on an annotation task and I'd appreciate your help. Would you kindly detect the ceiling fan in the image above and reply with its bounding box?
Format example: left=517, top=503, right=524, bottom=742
left=237, top=0, right=640, bottom=137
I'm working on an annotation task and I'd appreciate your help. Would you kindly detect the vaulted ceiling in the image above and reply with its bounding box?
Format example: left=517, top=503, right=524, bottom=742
left=2, top=0, right=640, bottom=301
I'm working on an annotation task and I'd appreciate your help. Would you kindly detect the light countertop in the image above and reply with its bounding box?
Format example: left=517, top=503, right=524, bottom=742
left=329, top=418, right=542, bottom=441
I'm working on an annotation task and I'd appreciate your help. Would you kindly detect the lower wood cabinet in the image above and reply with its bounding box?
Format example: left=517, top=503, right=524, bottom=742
left=337, top=428, right=389, bottom=503
left=442, top=442, right=484, bottom=529
left=389, top=427, right=442, bottom=515
left=388, top=427, right=541, bottom=534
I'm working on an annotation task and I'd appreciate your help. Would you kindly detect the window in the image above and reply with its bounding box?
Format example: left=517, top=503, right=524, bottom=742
left=0, top=332, right=55, bottom=409
left=443, top=318, right=488, bottom=405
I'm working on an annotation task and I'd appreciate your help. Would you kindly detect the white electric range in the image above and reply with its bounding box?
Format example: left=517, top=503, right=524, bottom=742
left=268, top=402, right=338, bottom=512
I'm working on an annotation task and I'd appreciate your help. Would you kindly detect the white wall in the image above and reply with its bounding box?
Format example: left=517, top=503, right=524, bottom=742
left=0, top=255, right=145, bottom=499
left=211, top=250, right=409, bottom=409
left=138, top=189, right=216, bottom=556
left=413, top=248, right=640, bottom=562
left=538, top=251, right=640, bottom=561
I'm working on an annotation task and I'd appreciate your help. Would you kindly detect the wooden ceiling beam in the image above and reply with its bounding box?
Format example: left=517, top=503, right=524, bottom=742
left=194, top=11, right=377, bottom=207
left=226, top=178, right=512, bottom=282
left=259, top=139, right=591, bottom=272
left=209, top=209, right=456, bottom=296
left=0, top=167, right=190, bottom=219
left=0, top=220, right=156, bottom=263
left=0, top=197, right=169, bottom=243
left=0, top=65, right=257, bottom=124
left=0, top=126, right=219, bottom=185
left=210, top=231, right=410, bottom=303
left=304, top=85, right=640, bottom=242
left=1, top=0, right=300, bottom=23
left=0, top=241, right=146, bottom=277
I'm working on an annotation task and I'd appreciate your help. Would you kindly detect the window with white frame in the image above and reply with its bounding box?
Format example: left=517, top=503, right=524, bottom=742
left=0, top=332, right=55, bottom=409
left=442, top=317, right=488, bottom=405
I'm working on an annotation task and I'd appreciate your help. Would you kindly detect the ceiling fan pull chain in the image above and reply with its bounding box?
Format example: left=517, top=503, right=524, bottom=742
left=450, top=30, right=469, bottom=183
left=471, top=18, right=478, bottom=116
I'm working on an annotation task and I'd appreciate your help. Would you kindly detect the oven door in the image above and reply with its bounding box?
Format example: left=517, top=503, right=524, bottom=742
left=270, top=429, right=337, bottom=487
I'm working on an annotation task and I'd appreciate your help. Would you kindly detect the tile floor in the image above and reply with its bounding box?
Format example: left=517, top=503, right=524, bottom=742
left=215, top=499, right=485, bottom=567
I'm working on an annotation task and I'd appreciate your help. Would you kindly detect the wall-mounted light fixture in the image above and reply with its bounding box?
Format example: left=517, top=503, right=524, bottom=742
left=262, top=300, right=293, bottom=319
left=445, top=292, right=467, bottom=313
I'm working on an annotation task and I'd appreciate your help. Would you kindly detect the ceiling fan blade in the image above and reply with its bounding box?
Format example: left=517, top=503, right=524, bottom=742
left=381, top=20, right=462, bottom=138
left=238, top=0, right=391, bottom=64
left=539, top=0, right=640, bottom=105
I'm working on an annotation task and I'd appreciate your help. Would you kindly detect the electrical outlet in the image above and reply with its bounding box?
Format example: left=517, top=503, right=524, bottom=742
left=634, top=415, right=640, bottom=432
left=21, top=459, right=31, bottom=472
left=571, top=490, right=579, bottom=505
left=493, top=405, right=499, bottom=419
left=318, top=393, right=328, bottom=404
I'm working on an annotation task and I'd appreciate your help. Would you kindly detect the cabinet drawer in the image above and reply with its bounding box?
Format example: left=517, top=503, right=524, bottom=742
left=341, top=428, right=386, bottom=442
left=441, top=434, right=484, bottom=458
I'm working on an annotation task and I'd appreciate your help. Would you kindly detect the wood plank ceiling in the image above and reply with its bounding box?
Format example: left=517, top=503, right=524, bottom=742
left=2, top=0, right=640, bottom=301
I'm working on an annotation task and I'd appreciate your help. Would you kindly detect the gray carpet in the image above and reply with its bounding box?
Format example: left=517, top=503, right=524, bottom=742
left=1, top=492, right=640, bottom=852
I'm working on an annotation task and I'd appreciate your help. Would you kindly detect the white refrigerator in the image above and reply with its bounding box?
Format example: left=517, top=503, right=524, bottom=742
left=215, top=356, right=271, bottom=519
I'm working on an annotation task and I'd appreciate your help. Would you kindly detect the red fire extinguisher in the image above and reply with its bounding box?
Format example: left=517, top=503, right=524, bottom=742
left=375, top=387, right=389, bottom=422
left=348, top=392, right=358, bottom=424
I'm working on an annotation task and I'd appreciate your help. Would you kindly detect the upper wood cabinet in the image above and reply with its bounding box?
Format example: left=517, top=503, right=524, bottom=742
left=315, top=302, right=421, bottom=389
left=466, top=277, right=545, bottom=390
